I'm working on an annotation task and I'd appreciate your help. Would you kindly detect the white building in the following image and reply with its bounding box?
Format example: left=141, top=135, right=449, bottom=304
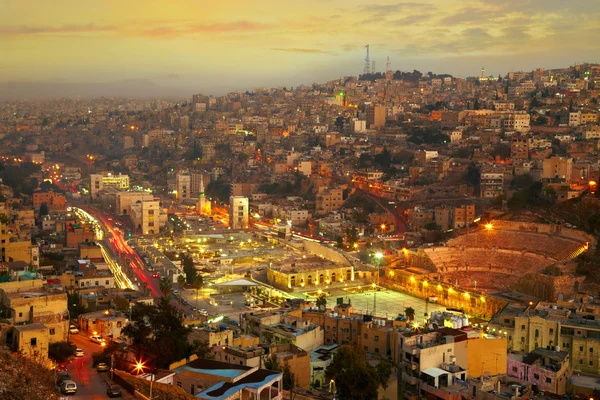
left=175, top=171, right=191, bottom=203
left=229, top=196, right=249, bottom=230
left=89, top=173, right=130, bottom=200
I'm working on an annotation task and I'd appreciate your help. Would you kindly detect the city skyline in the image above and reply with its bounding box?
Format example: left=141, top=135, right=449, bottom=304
left=1, top=0, right=600, bottom=99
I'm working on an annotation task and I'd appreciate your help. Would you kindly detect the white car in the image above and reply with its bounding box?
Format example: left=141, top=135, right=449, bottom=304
left=199, top=309, right=208, bottom=316
left=69, top=325, right=79, bottom=334
left=75, top=348, right=84, bottom=357
left=90, top=335, right=106, bottom=344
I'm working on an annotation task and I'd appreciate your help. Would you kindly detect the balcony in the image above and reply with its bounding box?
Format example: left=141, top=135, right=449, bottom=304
left=411, top=361, right=418, bottom=371
left=401, top=373, right=418, bottom=386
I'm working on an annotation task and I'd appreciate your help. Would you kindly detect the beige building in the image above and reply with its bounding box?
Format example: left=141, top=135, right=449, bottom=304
left=315, top=186, right=343, bottom=216
left=130, top=200, right=164, bottom=235
left=189, top=326, right=234, bottom=348
left=366, top=105, right=386, bottom=128
left=78, top=310, right=127, bottom=339
left=175, top=171, right=191, bottom=203
left=453, top=204, right=475, bottom=229
left=115, top=191, right=154, bottom=215
left=229, top=196, right=248, bottom=230
left=13, top=323, right=49, bottom=360
left=480, top=167, right=504, bottom=198
left=90, top=173, right=130, bottom=200
left=267, top=259, right=354, bottom=290
left=489, top=302, right=600, bottom=375
left=543, top=157, right=573, bottom=183
left=0, top=279, right=69, bottom=345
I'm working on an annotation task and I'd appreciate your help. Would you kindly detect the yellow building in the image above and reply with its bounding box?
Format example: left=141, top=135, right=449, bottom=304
left=13, top=323, right=49, bottom=360
left=0, top=279, right=69, bottom=345
left=489, top=302, right=600, bottom=374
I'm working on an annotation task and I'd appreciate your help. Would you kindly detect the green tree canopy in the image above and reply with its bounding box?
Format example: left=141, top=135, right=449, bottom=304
left=325, top=345, right=391, bottom=400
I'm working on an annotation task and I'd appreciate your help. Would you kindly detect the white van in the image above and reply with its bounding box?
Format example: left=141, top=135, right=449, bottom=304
left=61, top=380, right=78, bottom=394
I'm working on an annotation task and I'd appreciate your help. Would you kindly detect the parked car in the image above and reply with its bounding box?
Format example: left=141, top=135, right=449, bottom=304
left=152, top=273, right=159, bottom=278
left=69, top=325, right=79, bottom=334
left=75, top=349, right=84, bottom=357
left=199, top=309, right=208, bottom=316
left=107, top=385, right=122, bottom=398
left=96, top=363, right=108, bottom=372
left=61, top=380, right=78, bottom=395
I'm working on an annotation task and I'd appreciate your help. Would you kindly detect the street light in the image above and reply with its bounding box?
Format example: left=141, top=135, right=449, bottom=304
left=484, top=222, right=493, bottom=231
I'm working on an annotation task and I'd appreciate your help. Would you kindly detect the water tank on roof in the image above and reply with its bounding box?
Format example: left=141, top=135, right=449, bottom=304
left=333, top=313, right=338, bottom=318
left=555, top=346, right=561, bottom=352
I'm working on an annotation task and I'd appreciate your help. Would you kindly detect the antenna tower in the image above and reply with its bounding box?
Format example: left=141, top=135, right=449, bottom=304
left=386, top=56, right=391, bottom=72
left=363, top=45, right=370, bottom=75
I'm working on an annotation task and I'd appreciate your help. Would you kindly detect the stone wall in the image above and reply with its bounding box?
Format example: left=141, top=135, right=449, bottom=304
left=511, top=273, right=585, bottom=302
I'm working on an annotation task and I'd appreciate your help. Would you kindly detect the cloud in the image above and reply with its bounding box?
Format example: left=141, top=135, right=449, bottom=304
left=188, top=21, right=275, bottom=33
left=359, top=2, right=431, bottom=18
left=439, top=7, right=493, bottom=25
left=272, top=48, right=335, bottom=55
left=0, top=23, right=116, bottom=35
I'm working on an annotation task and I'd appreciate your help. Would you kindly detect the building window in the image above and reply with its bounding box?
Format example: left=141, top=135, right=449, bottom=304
left=49, top=328, right=55, bottom=335
left=535, top=329, right=539, bottom=338
left=364, top=346, right=368, bottom=351
left=521, top=325, right=525, bottom=330
left=508, top=336, right=512, bottom=341
left=580, top=346, right=584, bottom=352
left=549, top=328, right=554, bottom=334
left=591, top=348, right=594, bottom=353
left=364, top=334, right=368, bottom=339
left=31, top=338, right=37, bottom=346
left=579, top=359, right=583, bottom=364
left=375, top=348, right=379, bottom=353
left=177, top=382, right=182, bottom=388
left=19, top=312, right=22, bottom=318
left=512, top=367, right=518, bottom=373
left=533, top=373, right=540, bottom=380
left=374, top=336, right=379, bottom=342
left=590, top=361, right=594, bottom=367
left=546, top=377, right=552, bottom=383
left=105, top=280, right=109, bottom=285
left=504, top=319, right=510, bottom=324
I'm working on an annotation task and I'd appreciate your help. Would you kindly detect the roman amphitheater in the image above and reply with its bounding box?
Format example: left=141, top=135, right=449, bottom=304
left=421, top=221, right=595, bottom=293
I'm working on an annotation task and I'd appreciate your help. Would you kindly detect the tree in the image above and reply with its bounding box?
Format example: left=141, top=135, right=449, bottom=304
left=316, top=293, right=327, bottom=309
left=535, top=115, right=548, bottom=125
left=193, top=275, right=203, bottom=311
left=325, top=345, right=390, bottom=400
left=39, top=202, right=49, bottom=217
left=177, top=274, right=186, bottom=290
left=48, top=341, right=76, bottom=364
left=0, top=349, right=60, bottom=400
left=405, top=306, right=415, bottom=321
left=159, top=277, right=172, bottom=297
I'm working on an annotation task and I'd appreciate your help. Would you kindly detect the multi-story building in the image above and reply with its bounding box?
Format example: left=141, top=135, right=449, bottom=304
left=0, top=279, right=69, bottom=348
left=231, top=183, right=259, bottom=198
left=229, top=196, right=248, bottom=230
left=434, top=206, right=452, bottom=231
left=115, top=191, right=154, bottom=215
left=453, top=204, right=475, bottom=229
left=507, top=348, right=571, bottom=395
left=366, top=105, right=386, bottom=129
left=130, top=200, right=163, bottom=235
left=488, top=302, right=600, bottom=375
left=480, top=167, right=504, bottom=198
left=33, top=191, right=66, bottom=211
left=511, top=135, right=529, bottom=160
left=543, top=157, right=573, bottom=183
left=175, top=171, right=191, bottom=203
left=407, top=207, right=434, bottom=231
left=89, top=173, right=130, bottom=200
left=315, top=186, right=343, bottom=216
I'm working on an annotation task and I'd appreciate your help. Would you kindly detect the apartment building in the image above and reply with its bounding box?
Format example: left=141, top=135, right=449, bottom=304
left=229, top=196, right=249, bottom=230
left=32, top=191, right=66, bottom=211
left=175, top=171, right=191, bottom=203
left=366, top=105, right=386, bottom=129
left=453, top=204, right=475, bottom=229
left=511, top=135, right=529, bottom=160
left=488, top=302, right=600, bottom=375
left=315, top=187, right=344, bottom=216
left=480, top=167, right=504, bottom=198
left=115, top=191, right=154, bottom=215
left=89, top=173, right=130, bottom=200
left=543, top=157, right=573, bottom=183
left=130, top=200, right=163, bottom=235
left=507, top=348, right=571, bottom=395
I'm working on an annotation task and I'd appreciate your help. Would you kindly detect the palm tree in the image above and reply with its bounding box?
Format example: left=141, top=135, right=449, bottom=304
left=405, top=306, right=415, bottom=321
left=193, top=275, right=203, bottom=311
left=177, top=274, right=186, bottom=290
left=159, top=277, right=172, bottom=297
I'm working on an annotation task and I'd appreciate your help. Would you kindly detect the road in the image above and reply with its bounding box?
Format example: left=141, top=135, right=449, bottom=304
left=72, top=206, right=199, bottom=317
left=63, top=334, right=112, bottom=400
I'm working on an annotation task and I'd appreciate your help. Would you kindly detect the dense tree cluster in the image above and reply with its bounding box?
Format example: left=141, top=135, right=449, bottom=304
left=325, top=345, right=392, bottom=400
left=0, top=349, right=59, bottom=400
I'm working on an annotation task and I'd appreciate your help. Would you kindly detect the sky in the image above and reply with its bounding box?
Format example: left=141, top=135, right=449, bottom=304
left=1, top=0, right=600, bottom=97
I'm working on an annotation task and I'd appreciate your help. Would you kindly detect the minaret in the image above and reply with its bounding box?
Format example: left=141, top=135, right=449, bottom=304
left=196, top=174, right=209, bottom=215
left=481, top=67, right=485, bottom=79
